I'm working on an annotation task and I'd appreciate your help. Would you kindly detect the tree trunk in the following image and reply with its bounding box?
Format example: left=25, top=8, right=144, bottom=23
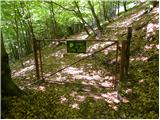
left=26, top=2, right=40, bottom=80
left=20, top=1, right=33, bottom=54
left=117, top=1, right=120, bottom=16
left=102, top=1, right=107, bottom=21
left=73, top=1, right=91, bottom=36
left=123, top=1, right=127, bottom=12
left=88, top=1, right=103, bottom=33
left=14, top=2, right=24, bottom=67
left=49, top=1, right=58, bottom=39
left=1, top=32, right=22, bottom=96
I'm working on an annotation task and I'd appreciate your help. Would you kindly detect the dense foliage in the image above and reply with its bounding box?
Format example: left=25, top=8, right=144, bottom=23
left=1, top=0, right=134, bottom=62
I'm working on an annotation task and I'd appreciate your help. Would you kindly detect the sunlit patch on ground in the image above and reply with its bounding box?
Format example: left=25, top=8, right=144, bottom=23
left=37, top=85, right=46, bottom=92
left=130, top=56, right=148, bottom=62
left=70, top=103, right=80, bottom=109
left=101, top=91, right=120, bottom=104
left=23, top=59, right=34, bottom=66
left=100, top=81, right=113, bottom=88
left=144, top=44, right=155, bottom=51
left=146, top=22, right=159, bottom=39
left=76, top=41, right=116, bottom=57
left=138, top=79, right=144, bottom=84
left=60, top=95, right=68, bottom=104
left=111, top=10, right=146, bottom=27
left=125, top=88, right=132, bottom=94
left=51, top=49, right=66, bottom=59
left=69, top=31, right=88, bottom=40
left=63, top=67, right=84, bottom=75
left=13, top=65, right=35, bottom=77
left=87, top=41, right=114, bottom=53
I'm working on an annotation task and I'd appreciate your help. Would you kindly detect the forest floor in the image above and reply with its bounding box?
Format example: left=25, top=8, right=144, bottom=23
left=3, top=3, right=159, bottom=119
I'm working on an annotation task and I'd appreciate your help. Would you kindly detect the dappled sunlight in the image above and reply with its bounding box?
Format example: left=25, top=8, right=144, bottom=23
left=84, top=81, right=97, bottom=86
left=70, top=103, right=80, bottom=109
left=82, top=80, right=97, bottom=86
left=49, top=41, right=61, bottom=47
left=76, top=42, right=116, bottom=57
left=101, top=91, right=120, bottom=104
left=70, top=91, right=78, bottom=97
left=113, top=10, right=146, bottom=27
left=75, top=95, right=86, bottom=102
left=13, top=65, right=35, bottom=77
left=125, top=88, right=132, bottom=94
left=146, top=23, right=159, bottom=39
left=29, top=85, right=46, bottom=92
left=152, top=7, right=159, bottom=14
left=109, top=104, right=118, bottom=111
left=104, top=76, right=114, bottom=80
left=69, top=32, right=88, bottom=40
left=144, top=44, right=155, bottom=51
left=63, top=67, right=84, bottom=75
left=23, top=59, right=34, bottom=66
left=74, top=74, right=101, bottom=81
left=61, top=66, right=104, bottom=82
left=87, top=41, right=114, bottom=53
left=139, top=79, right=144, bottom=84
left=99, top=81, right=113, bottom=88
left=44, top=72, right=52, bottom=77
left=37, top=85, right=46, bottom=92
left=51, top=49, right=66, bottom=59
left=60, top=95, right=68, bottom=104
left=101, top=91, right=129, bottom=104
left=130, top=56, right=148, bottom=62
left=45, top=65, right=115, bottom=92
left=156, top=45, right=159, bottom=49
left=103, top=45, right=116, bottom=55
left=92, top=95, right=102, bottom=100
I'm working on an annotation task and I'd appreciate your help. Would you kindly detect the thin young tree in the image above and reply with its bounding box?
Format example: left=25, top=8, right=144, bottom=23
left=88, top=0, right=103, bottom=34
left=123, top=0, right=127, bottom=12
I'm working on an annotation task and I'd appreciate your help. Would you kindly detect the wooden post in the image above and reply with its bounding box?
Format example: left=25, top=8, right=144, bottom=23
left=33, top=38, right=40, bottom=80
left=125, top=27, right=132, bottom=76
left=114, top=41, right=119, bottom=89
left=120, top=40, right=127, bottom=81
left=120, top=27, right=132, bottom=81
left=38, top=41, right=44, bottom=80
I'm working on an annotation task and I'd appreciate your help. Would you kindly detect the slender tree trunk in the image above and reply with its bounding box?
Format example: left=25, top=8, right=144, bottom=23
left=73, top=1, right=90, bottom=36
left=14, top=2, right=24, bottom=67
left=123, top=1, right=127, bottom=12
left=98, top=1, right=103, bottom=22
left=49, top=1, right=58, bottom=39
left=102, top=1, right=107, bottom=21
left=1, top=32, right=22, bottom=96
left=117, top=1, right=120, bottom=16
left=9, top=42, right=15, bottom=60
left=25, top=2, right=40, bottom=80
left=88, top=1, right=103, bottom=33
left=20, top=1, right=33, bottom=54
left=74, top=1, right=96, bottom=36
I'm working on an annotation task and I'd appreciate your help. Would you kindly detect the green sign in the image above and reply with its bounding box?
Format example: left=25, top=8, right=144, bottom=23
left=67, top=40, right=86, bottom=53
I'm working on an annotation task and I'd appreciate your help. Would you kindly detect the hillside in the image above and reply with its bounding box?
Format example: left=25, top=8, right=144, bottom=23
left=2, top=1, right=159, bottom=119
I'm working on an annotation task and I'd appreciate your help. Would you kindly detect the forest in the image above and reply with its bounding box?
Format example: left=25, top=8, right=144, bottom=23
left=1, top=0, right=159, bottom=119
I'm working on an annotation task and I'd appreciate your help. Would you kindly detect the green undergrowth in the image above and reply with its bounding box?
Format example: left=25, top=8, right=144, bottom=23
left=1, top=82, right=115, bottom=119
